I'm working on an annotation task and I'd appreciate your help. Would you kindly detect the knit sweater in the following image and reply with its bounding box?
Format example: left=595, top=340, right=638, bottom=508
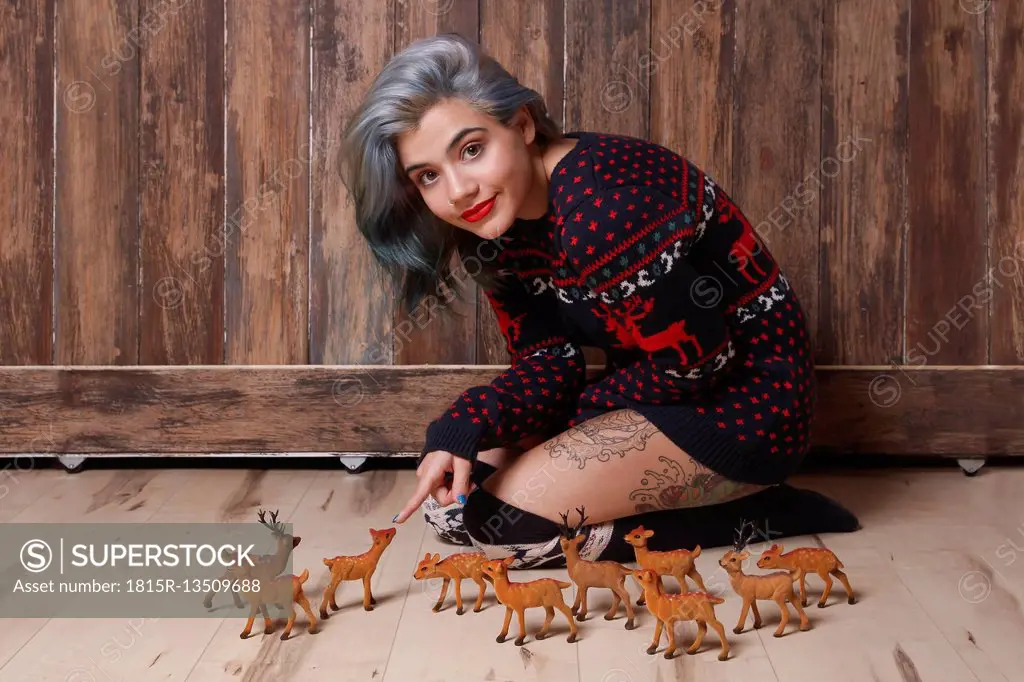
left=421, top=131, right=815, bottom=485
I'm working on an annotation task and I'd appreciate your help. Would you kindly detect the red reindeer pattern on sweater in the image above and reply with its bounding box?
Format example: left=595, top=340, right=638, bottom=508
left=592, top=297, right=704, bottom=365
left=718, top=191, right=768, bottom=284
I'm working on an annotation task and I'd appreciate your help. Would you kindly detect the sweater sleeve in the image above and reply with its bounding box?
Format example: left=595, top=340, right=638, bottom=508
left=420, top=274, right=587, bottom=464
left=562, top=180, right=738, bottom=412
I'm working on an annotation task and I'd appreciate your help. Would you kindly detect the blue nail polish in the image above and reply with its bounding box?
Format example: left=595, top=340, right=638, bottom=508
left=392, top=514, right=399, bottom=523
left=457, top=495, right=467, bottom=505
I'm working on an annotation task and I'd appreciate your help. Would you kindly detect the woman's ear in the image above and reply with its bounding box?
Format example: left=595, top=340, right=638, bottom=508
left=511, top=105, right=536, bottom=146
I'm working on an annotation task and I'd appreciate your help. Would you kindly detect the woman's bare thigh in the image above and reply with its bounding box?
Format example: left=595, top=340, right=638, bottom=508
left=480, top=409, right=767, bottom=526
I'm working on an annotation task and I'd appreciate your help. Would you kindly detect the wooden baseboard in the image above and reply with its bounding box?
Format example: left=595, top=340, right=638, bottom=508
left=0, top=365, right=1021, bottom=456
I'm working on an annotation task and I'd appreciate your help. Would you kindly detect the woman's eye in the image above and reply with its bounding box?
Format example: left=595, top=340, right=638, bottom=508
left=418, top=171, right=436, bottom=186
left=464, top=143, right=482, bottom=159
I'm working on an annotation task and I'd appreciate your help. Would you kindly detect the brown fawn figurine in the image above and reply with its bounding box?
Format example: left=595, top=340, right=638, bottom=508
left=756, top=543, right=856, bottom=607
left=631, top=569, right=730, bottom=661
left=413, top=550, right=491, bottom=614
left=559, top=508, right=636, bottom=629
left=719, top=520, right=810, bottom=638
left=480, top=556, right=579, bottom=646
left=203, top=508, right=300, bottom=611
left=320, top=527, right=396, bottom=619
left=623, top=524, right=707, bottom=605
left=233, top=509, right=318, bottom=640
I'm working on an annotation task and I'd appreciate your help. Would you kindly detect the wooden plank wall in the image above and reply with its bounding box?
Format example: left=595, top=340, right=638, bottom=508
left=1, top=0, right=1022, bottom=456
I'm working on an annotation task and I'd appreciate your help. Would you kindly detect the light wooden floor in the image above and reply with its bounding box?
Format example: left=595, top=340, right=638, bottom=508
left=1, top=460, right=1022, bottom=682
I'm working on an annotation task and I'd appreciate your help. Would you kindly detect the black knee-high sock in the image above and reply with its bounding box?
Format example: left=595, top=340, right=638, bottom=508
left=597, top=484, right=862, bottom=563
left=462, top=483, right=860, bottom=568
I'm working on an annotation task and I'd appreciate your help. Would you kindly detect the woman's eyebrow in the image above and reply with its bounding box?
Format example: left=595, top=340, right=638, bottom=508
left=403, top=126, right=487, bottom=174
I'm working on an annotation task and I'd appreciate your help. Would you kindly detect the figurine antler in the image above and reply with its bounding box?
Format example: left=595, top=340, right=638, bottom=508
left=257, top=508, right=285, bottom=536
left=732, top=518, right=758, bottom=552
left=574, top=506, right=588, bottom=536
left=558, top=507, right=590, bottom=539
left=558, top=510, right=577, bottom=539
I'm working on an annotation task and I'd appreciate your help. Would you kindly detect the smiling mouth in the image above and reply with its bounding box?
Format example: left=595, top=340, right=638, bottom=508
left=461, top=196, right=496, bottom=222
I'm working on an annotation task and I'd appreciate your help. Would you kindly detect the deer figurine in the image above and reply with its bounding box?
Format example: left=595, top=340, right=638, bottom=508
left=238, top=566, right=318, bottom=640
left=413, top=550, right=491, bottom=614
left=558, top=508, right=636, bottom=629
left=319, top=527, right=396, bottom=619
left=623, top=524, right=707, bottom=606
left=230, top=509, right=318, bottom=640
left=480, top=556, right=579, bottom=646
left=719, top=520, right=810, bottom=637
left=631, top=568, right=730, bottom=661
left=203, top=508, right=300, bottom=611
left=756, top=543, right=856, bottom=607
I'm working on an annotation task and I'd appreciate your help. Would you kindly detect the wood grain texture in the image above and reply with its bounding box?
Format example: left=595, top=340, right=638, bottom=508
left=392, top=0, right=480, bottom=365
left=190, top=471, right=424, bottom=681
left=55, top=0, right=139, bottom=364
left=906, top=0, right=987, bottom=365
left=818, top=0, right=908, bottom=365
left=139, top=0, right=225, bottom=364
left=813, top=366, right=1024, bottom=456
left=475, top=0, right=565, bottom=364
left=0, top=468, right=314, bottom=680
left=649, top=0, right=735, bottom=185
left=0, top=0, right=54, bottom=365
left=564, top=0, right=650, bottom=138
left=388, top=531, right=582, bottom=681
left=733, top=0, right=823, bottom=356
left=225, top=0, right=310, bottom=364
left=3, top=465, right=1023, bottom=682
left=2, top=366, right=1022, bottom=456
left=310, top=0, right=397, bottom=365
left=988, top=1, right=1024, bottom=363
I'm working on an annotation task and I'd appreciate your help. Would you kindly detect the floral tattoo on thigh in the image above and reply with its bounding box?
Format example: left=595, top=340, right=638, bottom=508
left=629, top=456, right=757, bottom=513
left=543, top=410, right=659, bottom=470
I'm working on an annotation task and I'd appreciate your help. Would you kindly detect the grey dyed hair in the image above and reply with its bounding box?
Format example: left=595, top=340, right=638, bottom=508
left=340, top=32, right=562, bottom=317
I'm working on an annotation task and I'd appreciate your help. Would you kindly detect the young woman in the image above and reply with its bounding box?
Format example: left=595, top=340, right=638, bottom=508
left=341, top=33, right=858, bottom=568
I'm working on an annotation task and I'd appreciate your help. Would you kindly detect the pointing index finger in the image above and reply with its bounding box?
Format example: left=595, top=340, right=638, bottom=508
left=393, top=476, right=432, bottom=524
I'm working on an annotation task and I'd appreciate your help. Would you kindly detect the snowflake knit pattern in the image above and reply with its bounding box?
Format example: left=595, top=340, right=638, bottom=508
left=421, top=131, right=816, bottom=486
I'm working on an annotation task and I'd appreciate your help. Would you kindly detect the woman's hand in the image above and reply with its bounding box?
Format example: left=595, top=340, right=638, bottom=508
left=393, top=450, right=473, bottom=524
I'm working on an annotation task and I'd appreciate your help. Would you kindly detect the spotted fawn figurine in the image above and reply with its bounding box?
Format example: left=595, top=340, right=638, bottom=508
left=480, top=556, right=579, bottom=646
left=623, top=524, right=707, bottom=605
left=319, top=527, right=396, bottom=619
left=631, top=569, right=730, bottom=661
left=559, top=508, right=636, bottom=629
left=719, top=520, right=810, bottom=637
left=413, top=550, right=491, bottom=614
left=756, top=543, right=856, bottom=607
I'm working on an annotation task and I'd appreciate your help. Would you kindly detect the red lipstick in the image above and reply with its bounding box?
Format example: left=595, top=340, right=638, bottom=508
left=461, top=196, right=495, bottom=222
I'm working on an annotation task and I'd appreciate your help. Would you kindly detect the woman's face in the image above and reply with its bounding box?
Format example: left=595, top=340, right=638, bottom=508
left=396, top=98, right=540, bottom=240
